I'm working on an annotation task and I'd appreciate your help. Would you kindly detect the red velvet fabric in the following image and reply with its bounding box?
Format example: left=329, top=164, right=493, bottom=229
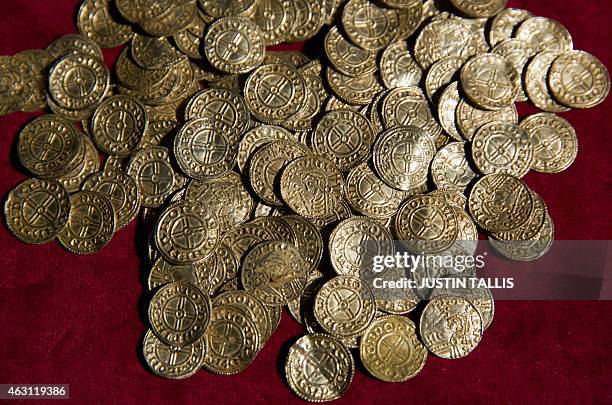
left=0, top=0, right=611, bottom=403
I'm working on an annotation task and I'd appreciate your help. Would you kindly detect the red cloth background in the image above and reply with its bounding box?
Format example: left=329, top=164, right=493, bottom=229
left=0, top=0, right=611, bottom=403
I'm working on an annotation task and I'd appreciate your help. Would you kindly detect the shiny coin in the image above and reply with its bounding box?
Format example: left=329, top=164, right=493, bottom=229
left=437, top=82, right=463, bottom=141
left=489, top=8, right=533, bottom=47
left=82, top=169, right=141, bottom=230
left=312, top=109, right=375, bottom=171
left=148, top=281, right=211, bottom=346
left=219, top=222, right=276, bottom=262
left=173, top=12, right=208, bottom=60
left=468, top=173, right=533, bottom=232
left=285, top=0, right=325, bottom=43
left=77, top=0, right=133, bottom=48
left=393, top=1, right=423, bottom=39
left=420, top=295, right=482, bottom=359
left=140, top=1, right=197, bottom=37
left=280, top=156, right=344, bottom=219
left=237, top=124, right=297, bottom=172
left=174, top=118, right=238, bottom=180
left=431, top=142, right=478, bottom=192
left=130, top=34, right=184, bottom=70
left=380, top=41, right=423, bottom=89
left=381, top=87, right=441, bottom=139
left=425, top=56, right=466, bottom=103
left=324, top=26, right=377, bottom=77
left=280, top=215, right=324, bottom=273
left=199, top=0, right=257, bottom=18
left=373, top=125, right=436, bottom=191
left=204, top=17, right=265, bottom=74
left=241, top=241, right=309, bottom=306
left=244, top=63, right=307, bottom=124
left=524, top=51, right=571, bottom=113
left=287, top=270, right=324, bottom=324
left=395, top=194, right=459, bottom=254
left=329, top=217, right=394, bottom=277
left=520, top=113, right=578, bottom=173
left=45, top=33, right=103, bottom=59
left=147, top=257, right=197, bottom=290
left=142, top=328, right=205, bottom=379
left=184, top=88, right=249, bottom=134
left=91, top=95, right=147, bottom=156
left=342, top=0, right=398, bottom=50
left=515, top=16, right=573, bottom=52
left=57, top=190, right=115, bottom=254
left=251, top=215, right=297, bottom=244
left=345, top=163, right=406, bottom=219
left=455, top=98, right=518, bottom=141
left=285, top=334, right=354, bottom=402
left=253, top=0, right=294, bottom=45
left=213, top=290, right=272, bottom=345
left=471, top=121, right=534, bottom=178
left=449, top=0, right=506, bottom=18
left=414, top=19, right=476, bottom=70
left=0, top=55, right=35, bottom=115
left=360, top=316, right=427, bottom=382
left=460, top=53, right=520, bottom=110
left=492, top=39, right=538, bottom=102
left=4, top=179, right=71, bottom=244
left=58, top=135, right=100, bottom=193
left=126, top=147, right=180, bottom=208
left=492, top=190, right=547, bottom=242
left=325, top=67, right=383, bottom=105
left=548, top=50, right=611, bottom=109
left=489, top=212, right=554, bottom=261
left=431, top=278, right=495, bottom=330
left=155, top=200, right=220, bottom=265
left=115, top=0, right=172, bottom=23
left=314, top=275, right=376, bottom=338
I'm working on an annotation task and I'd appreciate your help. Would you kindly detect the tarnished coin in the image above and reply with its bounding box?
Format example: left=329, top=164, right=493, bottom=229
left=548, top=50, right=611, bottom=109
left=185, top=173, right=253, bottom=232
left=12, top=50, right=53, bottom=113
left=248, top=139, right=310, bottom=205
left=253, top=0, right=294, bottom=45
left=77, top=0, right=133, bottom=48
left=312, top=109, right=375, bottom=171
left=324, top=26, right=377, bottom=77
left=204, top=17, right=265, bottom=74
left=515, top=17, right=573, bottom=52
left=437, top=82, right=462, bottom=141
left=425, top=56, right=468, bottom=103
left=520, top=113, right=578, bottom=173
left=373, top=125, right=436, bottom=191
left=58, top=135, right=99, bottom=193
left=472, top=121, right=534, bottom=178
left=174, top=118, right=238, bottom=180
left=284, top=0, right=325, bottom=42
left=420, top=295, right=482, bottom=359
left=414, top=19, right=476, bottom=70
left=395, top=194, right=458, bottom=254
left=381, top=87, right=441, bottom=139
left=155, top=200, right=220, bottom=264
left=280, top=156, right=344, bottom=219
left=82, top=169, right=141, bottom=229
left=4, top=179, right=71, bottom=245
left=492, top=190, right=547, bottom=242
left=431, top=142, right=478, bottom=192
left=524, top=51, right=571, bottom=113
left=213, top=290, right=272, bottom=345
left=241, top=241, right=309, bottom=306
left=468, top=173, right=533, bottom=232
left=57, top=190, right=115, bottom=254
left=380, top=41, right=423, bottom=89
left=489, top=8, right=533, bottom=47
left=345, top=163, right=405, bottom=219
left=244, top=63, right=307, bottom=124
left=17, top=115, right=82, bottom=178
left=329, top=217, right=394, bottom=278
left=489, top=212, right=554, bottom=261
left=48, top=53, right=110, bottom=111
left=184, top=88, right=249, bottom=135
left=449, top=0, right=506, bottom=18
left=460, top=53, right=520, bottom=110
left=342, top=0, right=398, bottom=51
left=148, top=281, right=211, bottom=346
left=455, top=98, right=518, bottom=141
left=285, top=334, right=354, bottom=402
left=45, top=33, right=104, bottom=59
left=142, top=329, right=205, bottom=379
left=237, top=124, right=297, bottom=172
left=314, top=275, right=376, bottom=338
left=492, top=39, right=538, bottom=102
left=91, top=95, right=148, bottom=156
left=127, top=147, right=180, bottom=208
left=360, top=316, right=427, bottom=382
left=280, top=215, right=324, bottom=273
left=325, top=67, right=383, bottom=105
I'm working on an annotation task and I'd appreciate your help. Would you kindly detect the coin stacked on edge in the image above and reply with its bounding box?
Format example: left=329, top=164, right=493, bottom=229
left=1, top=0, right=610, bottom=401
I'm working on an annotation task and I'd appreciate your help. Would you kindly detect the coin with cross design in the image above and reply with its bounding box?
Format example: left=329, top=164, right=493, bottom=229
left=285, top=333, right=354, bottom=402
left=325, top=67, right=383, bottom=105
left=431, top=142, right=478, bottom=192
left=492, top=39, right=538, bottom=102
left=425, top=56, right=466, bottom=103
left=284, top=0, right=325, bottom=43
left=252, top=0, right=294, bottom=45
left=199, top=0, right=257, bottom=18
left=142, top=328, right=205, bottom=379
left=414, top=19, right=477, bottom=70
left=524, top=51, right=570, bottom=113
left=460, top=53, right=520, bottom=110
left=4, top=178, right=71, bottom=245
left=514, top=16, right=573, bottom=53
left=57, top=190, right=116, bottom=254
left=45, top=33, right=104, bottom=59
left=57, top=135, right=99, bottom=194
left=155, top=200, right=220, bottom=264
left=77, top=0, right=134, bottom=49
left=380, top=41, right=423, bottom=89
left=148, top=281, right=212, bottom=346
left=92, top=95, right=148, bottom=156
left=381, top=87, right=442, bottom=139
left=127, top=146, right=180, bottom=208
left=324, top=26, right=377, bottom=78
left=236, top=124, right=297, bottom=173
left=313, top=275, right=376, bottom=338
left=449, top=0, right=506, bottom=18
left=471, top=121, right=534, bottom=178
left=342, top=0, right=398, bottom=51
left=455, top=98, right=518, bottom=141
left=184, top=88, right=250, bottom=136
left=360, top=315, right=427, bottom=382
left=488, top=8, right=532, bottom=47
left=213, top=290, right=272, bottom=346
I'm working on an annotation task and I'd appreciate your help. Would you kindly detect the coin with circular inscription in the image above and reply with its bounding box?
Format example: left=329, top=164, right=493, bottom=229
left=342, top=0, right=398, bottom=50
left=382, top=87, right=441, bottom=138
left=431, top=142, right=478, bottom=192
left=58, top=135, right=99, bottom=193
left=492, top=190, right=547, bottom=242
left=184, top=88, right=249, bottom=135
left=420, top=295, right=482, bottom=359
left=127, top=147, right=179, bottom=208
left=360, top=316, right=427, bottom=382
left=241, top=241, right=309, bottom=306
left=130, top=34, right=185, bottom=70
left=237, top=124, right=297, bottom=172
left=324, top=26, right=377, bottom=77
left=524, top=51, right=570, bottom=113
left=455, top=98, right=518, bottom=141
left=520, top=113, right=578, bottom=173
left=393, top=1, right=423, bottom=39
left=285, top=334, right=354, bottom=402
left=314, top=275, right=376, bottom=338
left=148, top=281, right=211, bottom=346
left=285, top=0, right=325, bottom=42
left=115, top=0, right=172, bottom=23
left=252, top=0, right=294, bottom=45
left=5, top=179, right=71, bottom=245
left=472, top=121, right=534, bottom=178
left=548, top=50, right=610, bottom=109
left=414, top=19, right=476, bottom=70
left=460, top=53, right=519, bottom=110
left=425, top=56, right=467, bottom=103
left=140, top=1, right=197, bottom=37
left=437, top=82, right=462, bottom=141
left=142, top=329, right=205, bottom=379
left=468, top=173, right=533, bottom=232
left=515, top=17, right=573, bottom=52
left=57, top=190, right=115, bottom=254
left=492, top=39, right=538, bottom=102
left=287, top=270, right=324, bottom=324
left=430, top=280, right=495, bottom=330
left=380, top=41, right=423, bottom=89
left=489, top=212, right=554, bottom=261
left=147, top=257, right=196, bottom=290
left=345, top=163, right=405, bottom=219
left=199, top=0, right=257, bottom=17
left=213, top=290, right=272, bottom=345
left=325, top=67, right=383, bottom=105
left=373, top=125, right=436, bottom=191
left=489, top=8, right=532, bottom=47
left=46, top=33, right=104, bottom=59
left=280, top=215, right=324, bottom=273
left=77, top=0, right=134, bottom=48
left=449, top=0, right=506, bottom=18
